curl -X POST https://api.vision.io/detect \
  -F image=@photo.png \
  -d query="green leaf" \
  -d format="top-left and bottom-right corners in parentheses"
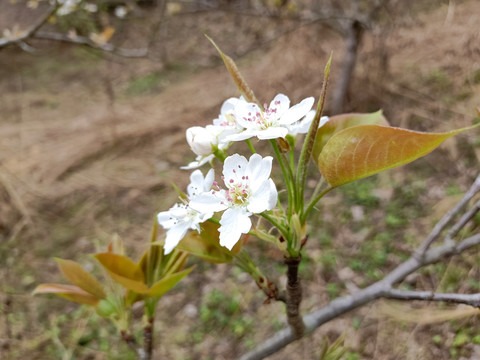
top-left (147, 266), bottom-right (194, 298)
top-left (33, 284), bottom-right (100, 306)
top-left (312, 111), bottom-right (389, 162)
top-left (206, 35), bottom-right (260, 105)
top-left (318, 124), bottom-right (477, 187)
top-left (175, 221), bottom-right (236, 264)
top-left (55, 258), bottom-right (106, 300)
top-left (94, 253), bottom-right (148, 294)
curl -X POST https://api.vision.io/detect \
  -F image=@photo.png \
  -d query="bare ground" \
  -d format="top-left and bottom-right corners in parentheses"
top-left (1, 1), bottom-right (480, 359)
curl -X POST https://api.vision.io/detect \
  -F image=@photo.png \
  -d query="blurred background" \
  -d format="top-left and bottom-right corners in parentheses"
top-left (1, 0), bottom-right (480, 359)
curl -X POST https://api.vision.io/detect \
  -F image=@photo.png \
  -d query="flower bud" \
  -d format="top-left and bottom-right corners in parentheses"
top-left (277, 137), bottom-right (291, 153)
top-left (186, 126), bottom-right (216, 156)
top-left (96, 299), bottom-right (117, 318)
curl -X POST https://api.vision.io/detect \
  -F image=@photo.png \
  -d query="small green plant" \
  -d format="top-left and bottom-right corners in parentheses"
top-left (198, 289), bottom-right (253, 338)
top-left (318, 334), bottom-right (348, 360)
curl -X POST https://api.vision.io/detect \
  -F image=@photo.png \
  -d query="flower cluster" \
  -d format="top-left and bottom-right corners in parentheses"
top-left (190, 154), bottom-right (277, 250)
top-left (182, 94), bottom-right (327, 169)
top-left (158, 93), bottom-right (328, 254)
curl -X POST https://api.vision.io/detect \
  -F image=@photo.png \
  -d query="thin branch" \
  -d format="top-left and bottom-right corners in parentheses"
top-left (121, 330), bottom-right (147, 360)
top-left (32, 31), bottom-right (148, 57)
top-left (143, 317), bottom-right (154, 360)
top-left (0, 2), bottom-right (59, 48)
top-left (0, 2), bottom-right (148, 57)
top-left (383, 289), bottom-right (480, 307)
top-left (416, 173), bottom-right (480, 255)
top-left (445, 198), bottom-right (480, 244)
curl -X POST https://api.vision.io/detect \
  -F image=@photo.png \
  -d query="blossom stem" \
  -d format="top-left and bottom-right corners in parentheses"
top-left (260, 212), bottom-right (288, 238)
top-left (213, 148), bottom-right (227, 162)
top-left (289, 150), bottom-right (295, 175)
top-left (270, 139), bottom-right (295, 218)
top-left (301, 185), bottom-right (334, 223)
top-left (245, 139), bottom-right (257, 154)
top-left (310, 177), bottom-right (325, 201)
top-left (207, 218), bottom-right (220, 225)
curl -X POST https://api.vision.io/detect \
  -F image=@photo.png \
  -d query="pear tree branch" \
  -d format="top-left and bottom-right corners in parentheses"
top-left (239, 174), bottom-right (480, 360)
top-left (0, 1), bottom-right (149, 58)
top-left (32, 31), bottom-right (148, 57)
top-left (0, 2), bottom-right (59, 48)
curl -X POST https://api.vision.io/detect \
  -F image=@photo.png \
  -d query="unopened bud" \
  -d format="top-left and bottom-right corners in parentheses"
top-left (96, 299), bottom-right (116, 318)
top-left (277, 137), bottom-right (291, 153)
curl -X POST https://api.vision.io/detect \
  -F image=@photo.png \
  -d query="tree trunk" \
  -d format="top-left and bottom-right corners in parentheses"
top-left (331, 20), bottom-right (364, 114)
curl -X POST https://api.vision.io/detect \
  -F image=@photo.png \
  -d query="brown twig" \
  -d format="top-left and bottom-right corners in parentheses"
top-left (284, 256), bottom-right (305, 339)
top-left (32, 31), bottom-right (148, 58)
top-left (0, 2), bottom-right (59, 48)
top-left (417, 173), bottom-right (480, 255)
top-left (143, 317), bottom-right (154, 360)
top-left (383, 289), bottom-right (480, 307)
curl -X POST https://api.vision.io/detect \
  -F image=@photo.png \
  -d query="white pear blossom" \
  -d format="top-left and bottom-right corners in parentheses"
top-left (190, 154), bottom-right (277, 250)
top-left (182, 97), bottom-right (246, 170)
top-left (181, 125), bottom-right (225, 170)
top-left (57, 0), bottom-right (81, 15)
top-left (114, 6), bottom-right (128, 18)
top-left (212, 97), bottom-right (246, 132)
top-left (157, 169), bottom-right (215, 254)
top-left (226, 94), bottom-right (314, 141)
top-left (84, 3), bottom-right (98, 13)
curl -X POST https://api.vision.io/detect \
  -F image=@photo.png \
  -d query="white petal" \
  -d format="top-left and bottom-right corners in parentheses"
top-left (186, 126), bottom-right (216, 156)
top-left (235, 102), bottom-right (262, 129)
top-left (247, 180), bottom-right (274, 213)
top-left (224, 129), bottom-right (256, 142)
top-left (222, 154), bottom-right (248, 185)
top-left (157, 210), bottom-right (176, 229)
top-left (255, 127), bottom-right (288, 140)
top-left (203, 168), bottom-right (215, 192)
top-left (218, 208), bottom-right (252, 250)
top-left (245, 154), bottom-right (272, 187)
top-left (220, 97), bottom-right (239, 115)
top-left (189, 192), bottom-right (227, 213)
top-left (319, 115), bottom-right (329, 128)
top-left (279, 97), bottom-right (314, 125)
top-left (187, 170), bottom-right (205, 197)
top-left (288, 110), bottom-right (315, 135)
top-left (164, 222), bottom-right (190, 254)
top-left (205, 124), bottom-right (225, 137)
top-left (269, 94), bottom-right (290, 117)
top-left (180, 154), bottom-right (214, 170)
top-left (267, 178), bottom-right (278, 210)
